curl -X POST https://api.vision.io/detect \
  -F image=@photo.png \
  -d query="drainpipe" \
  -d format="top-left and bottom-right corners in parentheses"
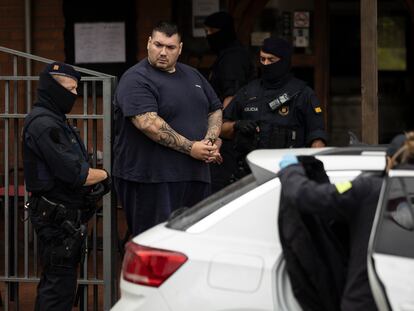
top-left (25, 0), bottom-right (31, 111)
top-left (23, 0), bottom-right (32, 278)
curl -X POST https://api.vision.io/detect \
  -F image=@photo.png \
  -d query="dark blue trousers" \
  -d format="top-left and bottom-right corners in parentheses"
top-left (210, 139), bottom-right (237, 193)
top-left (114, 178), bottom-right (210, 236)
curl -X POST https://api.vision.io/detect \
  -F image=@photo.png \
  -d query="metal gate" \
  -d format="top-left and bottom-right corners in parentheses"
top-left (0, 46), bottom-right (118, 310)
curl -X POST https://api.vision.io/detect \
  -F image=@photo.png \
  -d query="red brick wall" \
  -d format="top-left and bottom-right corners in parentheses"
top-left (0, 0), bottom-right (25, 50)
top-left (1, 0), bottom-right (174, 72)
top-left (0, 0), bottom-right (173, 178)
top-left (0, 0), bottom-right (65, 75)
top-left (32, 0), bottom-right (65, 74)
top-left (0, 0), bottom-right (25, 75)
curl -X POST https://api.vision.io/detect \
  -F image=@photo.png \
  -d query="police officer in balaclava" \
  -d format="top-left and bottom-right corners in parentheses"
top-left (260, 36), bottom-right (294, 88)
top-left (221, 37), bottom-right (328, 180)
top-left (23, 62), bottom-right (111, 311)
top-left (204, 11), bottom-right (254, 193)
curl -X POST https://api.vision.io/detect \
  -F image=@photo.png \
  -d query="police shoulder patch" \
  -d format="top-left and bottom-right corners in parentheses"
top-left (335, 181), bottom-right (352, 194)
top-left (314, 106), bottom-right (322, 113)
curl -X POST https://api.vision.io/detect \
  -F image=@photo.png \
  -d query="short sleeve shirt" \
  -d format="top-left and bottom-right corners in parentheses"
top-left (113, 59), bottom-right (222, 183)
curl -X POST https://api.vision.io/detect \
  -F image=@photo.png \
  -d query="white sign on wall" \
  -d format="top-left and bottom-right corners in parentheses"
top-left (74, 22), bottom-right (126, 64)
top-left (192, 0), bottom-right (219, 37)
top-left (293, 28), bottom-right (309, 47)
top-left (293, 11), bottom-right (310, 28)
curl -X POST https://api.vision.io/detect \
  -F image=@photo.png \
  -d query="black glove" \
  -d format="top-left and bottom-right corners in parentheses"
top-left (84, 170), bottom-right (112, 203)
top-left (297, 156), bottom-right (330, 184)
top-left (234, 120), bottom-right (258, 134)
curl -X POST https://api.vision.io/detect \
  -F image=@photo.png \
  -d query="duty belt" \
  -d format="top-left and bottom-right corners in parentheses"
top-left (35, 195), bottom-right (80, 224)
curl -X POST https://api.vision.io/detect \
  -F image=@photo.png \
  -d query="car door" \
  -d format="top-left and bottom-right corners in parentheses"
top-left (368, 169), bottom-right (414, 311)
top-left (274, 169), bottom-right (365, 311)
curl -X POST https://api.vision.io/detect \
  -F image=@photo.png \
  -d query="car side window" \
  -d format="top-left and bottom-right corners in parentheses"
top-left (167, 174), bottom-right (258, 231)
top-left (374, 175), bottom-right (414, 258)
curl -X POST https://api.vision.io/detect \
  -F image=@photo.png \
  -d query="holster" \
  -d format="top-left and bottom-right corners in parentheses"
top-left (26, 196), bottom-right (88, 269)
top-left (49, 223), bottom-right (88, 269)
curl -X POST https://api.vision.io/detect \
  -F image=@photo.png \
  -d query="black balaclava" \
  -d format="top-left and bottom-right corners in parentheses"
top-left (204, 11), bottom-right (237, 54)
top-left (35, 62), bottom-right (81, 115)
top-left (260, 37), bottom-right (293, 88)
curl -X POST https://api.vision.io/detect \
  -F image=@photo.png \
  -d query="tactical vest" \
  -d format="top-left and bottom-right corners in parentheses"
top-left (23, 106), bottom-right (88, 194)
top-left (239, 78), bottom-right (307, 149)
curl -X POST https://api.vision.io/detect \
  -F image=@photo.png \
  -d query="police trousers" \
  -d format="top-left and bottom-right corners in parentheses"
top-left (34, 265), bottom-right (77, 311)
top-left (27, 196), bottom-right (87, 311)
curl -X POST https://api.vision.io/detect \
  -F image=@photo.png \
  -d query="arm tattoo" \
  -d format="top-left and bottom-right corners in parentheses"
top-left (132, 112), bottom-right (193, 155)
top-left (159, 122), bottom-right (193, 154)
top-left (205, 109), bottom-right (223, 142)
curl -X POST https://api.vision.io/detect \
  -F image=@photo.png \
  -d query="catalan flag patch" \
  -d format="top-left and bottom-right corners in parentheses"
top-left (335, 181), bottom-right (352, 194)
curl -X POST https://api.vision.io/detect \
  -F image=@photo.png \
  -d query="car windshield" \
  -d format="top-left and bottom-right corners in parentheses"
top-left (166, 174), bottom-right (258, 231)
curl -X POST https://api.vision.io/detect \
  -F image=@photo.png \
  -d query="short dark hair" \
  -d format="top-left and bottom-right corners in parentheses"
top-left (152, 21), bottom-right (181, 40)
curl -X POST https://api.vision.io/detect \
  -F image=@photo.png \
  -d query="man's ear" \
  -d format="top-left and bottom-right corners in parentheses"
top-left (147, 36), bottom-right (152, 50)
top-left (178, 42), bottom-right (183, 55)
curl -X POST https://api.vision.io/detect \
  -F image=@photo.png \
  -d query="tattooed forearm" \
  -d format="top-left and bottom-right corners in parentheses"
top-left (204, 109), bottom-right (223, 142)
top-left (158, 122), bottom-right (194, 154)
top-left (131, 112), bottom-right (193, 154)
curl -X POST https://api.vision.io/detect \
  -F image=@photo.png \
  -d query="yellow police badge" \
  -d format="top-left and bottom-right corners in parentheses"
top-left (279, 105), bottom-right (289, 116)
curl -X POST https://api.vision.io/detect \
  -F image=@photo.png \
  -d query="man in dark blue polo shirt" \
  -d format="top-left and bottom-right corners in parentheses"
top-left (113, 21), bottom-right (223, 236)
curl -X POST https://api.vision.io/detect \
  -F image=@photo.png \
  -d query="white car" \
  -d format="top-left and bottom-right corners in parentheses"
top-left (112, 147), bottom-right (414, 311)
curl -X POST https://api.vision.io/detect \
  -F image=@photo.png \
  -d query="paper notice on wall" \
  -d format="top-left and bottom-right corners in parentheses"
top-left (293, 28), bottom-right (309, 47)
top-left (74, 22), bottom-right (126, 64)
top-left (192, 0), bottom-right (219, 37)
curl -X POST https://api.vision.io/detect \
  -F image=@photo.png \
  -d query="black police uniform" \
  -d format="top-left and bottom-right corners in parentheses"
top-left (225, 75), bottom-right (327, 149)
top-left (278, 164), bottom-right (381, 311)
top-left (23, 65), bottom-right (91, 311)
top-left (224, 74), bottom-right (327, 179)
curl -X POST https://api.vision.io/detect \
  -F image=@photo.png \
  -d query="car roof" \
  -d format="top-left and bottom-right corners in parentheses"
top-left (246, 147), bottom-right (387, 184)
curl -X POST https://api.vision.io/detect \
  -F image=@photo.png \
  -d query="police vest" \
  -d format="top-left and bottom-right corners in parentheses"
top-left (240, 78), bottom-right (307, 148)
top-left (23, 106), bottom-right (88, 194)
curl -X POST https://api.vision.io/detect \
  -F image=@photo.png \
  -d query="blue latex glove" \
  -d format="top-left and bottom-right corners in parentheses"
top-left (279, 154), bottom-right (299, 169)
